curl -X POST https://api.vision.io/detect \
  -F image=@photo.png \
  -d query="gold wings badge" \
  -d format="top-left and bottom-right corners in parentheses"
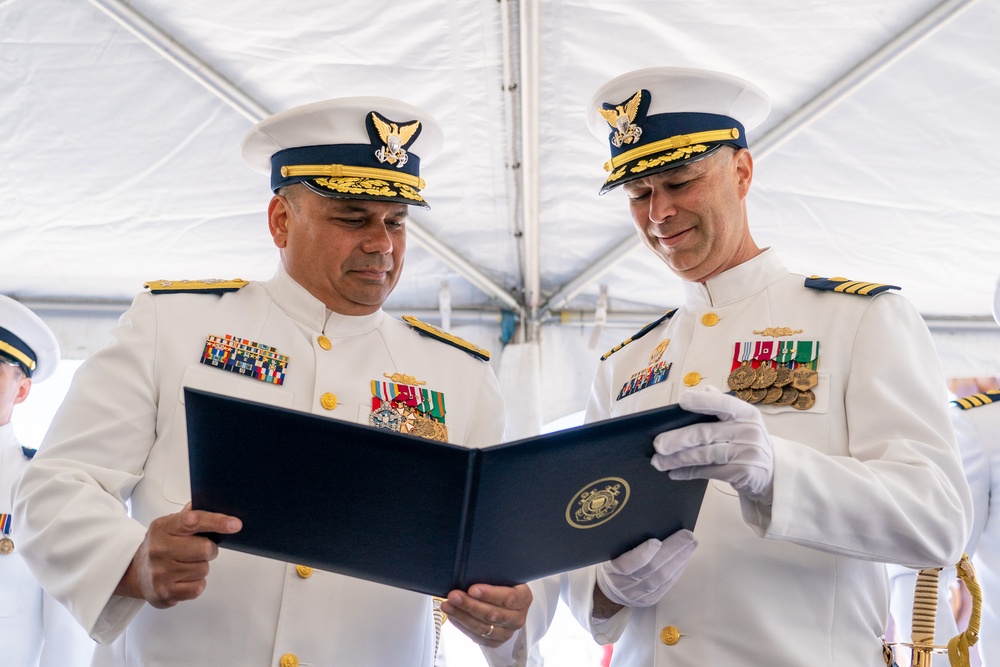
top-left (371, 112), bottom-right (421, 167)
top-left (598, 90), bottom-right (644, 148)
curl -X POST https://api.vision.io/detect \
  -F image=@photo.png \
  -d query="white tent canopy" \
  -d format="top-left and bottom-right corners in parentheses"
top-left (4, 0), bottom-right (1000, 433)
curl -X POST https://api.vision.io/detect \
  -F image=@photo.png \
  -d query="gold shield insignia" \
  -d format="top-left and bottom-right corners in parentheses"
top-left (565, 477), bottom-right (631, 529)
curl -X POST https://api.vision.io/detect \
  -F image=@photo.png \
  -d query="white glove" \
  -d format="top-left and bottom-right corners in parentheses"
top-left (652, 386), bottom-right (775, 503)
top-left (596, 530), bottom-right (697, 608)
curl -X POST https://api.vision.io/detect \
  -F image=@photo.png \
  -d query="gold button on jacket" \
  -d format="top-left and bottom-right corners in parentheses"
top-left (279, 654), bottom-right (299, 667)
top-left (683, 371), bottom-right (701, 386)
top-left (317, 335), bottom-right (332, 350)
top-left (320, 392), bottom-right (338, 410)
top-left (660, 625), bottom-right (681, 645)
top-left (295, 565), bottom-right (313, 578)
top-left (700, 312), bottom-right (719, 326)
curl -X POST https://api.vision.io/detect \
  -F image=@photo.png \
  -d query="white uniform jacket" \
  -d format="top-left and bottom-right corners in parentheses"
top-left (557, 249), bottom-right (972, 666)
top-left (1, 424), bottom-right (95, 667)
top-left (12, 266), bottom-right (506, 667)
top-left (951, 396), bottom-right (1000, 665)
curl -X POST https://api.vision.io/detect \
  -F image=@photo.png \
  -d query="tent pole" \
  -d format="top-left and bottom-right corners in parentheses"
top-left (86, 0), bottom-right (271, 122)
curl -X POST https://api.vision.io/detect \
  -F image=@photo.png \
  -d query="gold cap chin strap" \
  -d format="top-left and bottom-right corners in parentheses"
top-left (281, 164), bottom-right (425, 190)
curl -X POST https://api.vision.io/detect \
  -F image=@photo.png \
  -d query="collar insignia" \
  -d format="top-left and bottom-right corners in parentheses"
top-left (598, 89), bottom-right (649, 148)
top-left (368, 111), bottom-right (422, 168)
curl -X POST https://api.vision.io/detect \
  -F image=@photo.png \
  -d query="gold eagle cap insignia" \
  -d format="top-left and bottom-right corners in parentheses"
top-left (598, 90), bottom-right (644, 147)
top-left (371, 112), bottom-right (421, 168)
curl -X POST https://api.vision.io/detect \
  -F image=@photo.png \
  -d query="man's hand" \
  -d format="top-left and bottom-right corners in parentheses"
top-left (440, 583), bottom-right (532, 648)
top-left (115, 503), bottom-right (242, 608)
top-left (594, 530), bottom-right (697, 615)
top-left (652, 386), bottom-right (775, 503)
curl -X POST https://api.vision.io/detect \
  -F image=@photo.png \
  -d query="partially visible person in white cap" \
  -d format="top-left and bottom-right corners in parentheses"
top-left (514, 67), bottom-right (972, 666)
top-left (913, 277), bottom-right (1000, 667)
top-left (0, 295), bottom-right (95, 666)
top-left (12, 97), bottom-right (530, 666)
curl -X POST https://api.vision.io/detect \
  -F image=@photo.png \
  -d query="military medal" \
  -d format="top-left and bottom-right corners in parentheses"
top-left (792, 389), bottom-right (816, 411)
top-left (791, 368), bottom-right (818, 391)
top-left (762, 385), bottom-right (783, 404)
top-left (0, 513), bottom-right (12, 555)
top-left (727, 342), bottom-right (756, 391)
top-left (730, 335), bottom-right (820, 410)
top-left (370, 374), bottom-right (448, 442)
top-left (649, 338), bottom-right (671, 364)
top-left (775, 386), bottom-right (799, 406)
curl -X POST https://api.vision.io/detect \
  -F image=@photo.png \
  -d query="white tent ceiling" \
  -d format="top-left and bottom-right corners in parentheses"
top-left (4, 0), bottom-right (1000, 425)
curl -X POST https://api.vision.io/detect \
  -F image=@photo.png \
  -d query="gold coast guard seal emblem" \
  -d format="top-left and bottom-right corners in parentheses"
top-left (566, 477), bottom-right (630, 529)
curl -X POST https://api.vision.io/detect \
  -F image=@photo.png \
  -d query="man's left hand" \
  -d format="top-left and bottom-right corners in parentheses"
top-left (652, 386), bottom-right (775, 503)
top-left (441, 583), bottom-right (532, 648)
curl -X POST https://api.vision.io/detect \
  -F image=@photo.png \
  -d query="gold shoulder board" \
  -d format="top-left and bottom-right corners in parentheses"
top-left (601, 309), bottom-right (676, 361)
top-left (144, 279), bottom-right (250, 295)
top-left (803, 276), bottom-right (900, 296)
top-left (952, 389), bottom-right (1000, 410)
top-left (402, 315), bottom-right (490, 362)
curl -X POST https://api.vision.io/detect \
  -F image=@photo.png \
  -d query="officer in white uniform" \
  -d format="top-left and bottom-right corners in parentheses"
top-left (0, 295), bottom-right (95, 666)
top-left (518, 68), bottom-right (973, 666)
top-left (887, 277), bottom-right (1000, 667)
top-left (946, 279), bottom-right (1000, 666)
top-left (12, 98), bottom-right (530, 667)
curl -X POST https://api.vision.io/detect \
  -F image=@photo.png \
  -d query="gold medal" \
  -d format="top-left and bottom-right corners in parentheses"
top-left (748, 388), bottom-right (767, 404)
top-left (792, 389), bottom-right (816, 411)
top-left (751, 364), bottom-right (777, 389)
top-left (0, 536), bottom-right (13, 555)
top-left (736, 388), bottom-right (754, 402)
top-left (773, 366), bottom-right (793, 387)
top-left (775, 386), bottom-right (799, 406)
top-left (762, 386), bottom-right (783, 404)
top-left (790, 367), bottom-right (818, 391)
top-left (727, 364), bottom-right (756, 391)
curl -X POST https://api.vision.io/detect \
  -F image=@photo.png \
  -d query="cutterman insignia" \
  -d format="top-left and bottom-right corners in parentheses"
top-left (804, 276), bottom-right (900, 296)
top-left (145, 279), bottom-right (249, 295)
top-left (951, 389), bottom-right (1000, 410)
top-left (601, 310), bottom-right (676, 361)
top-left (752, 327), bottom-right (804, 338)
top-left (402, 315), bottom-right (490, 361)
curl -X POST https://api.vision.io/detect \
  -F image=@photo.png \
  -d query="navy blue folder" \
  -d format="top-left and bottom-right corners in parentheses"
top-left (185, 387), bottom-right (711, 597)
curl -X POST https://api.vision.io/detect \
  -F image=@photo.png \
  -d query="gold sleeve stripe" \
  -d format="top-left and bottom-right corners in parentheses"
top-left (604, 128), bottom-right (740, 172)
top-left (281, 164), bottom-right (425, 190)
top-left (952, 390), bottom-right (1000, 410)
top-left (600, 309), bottom-right (676, 361)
